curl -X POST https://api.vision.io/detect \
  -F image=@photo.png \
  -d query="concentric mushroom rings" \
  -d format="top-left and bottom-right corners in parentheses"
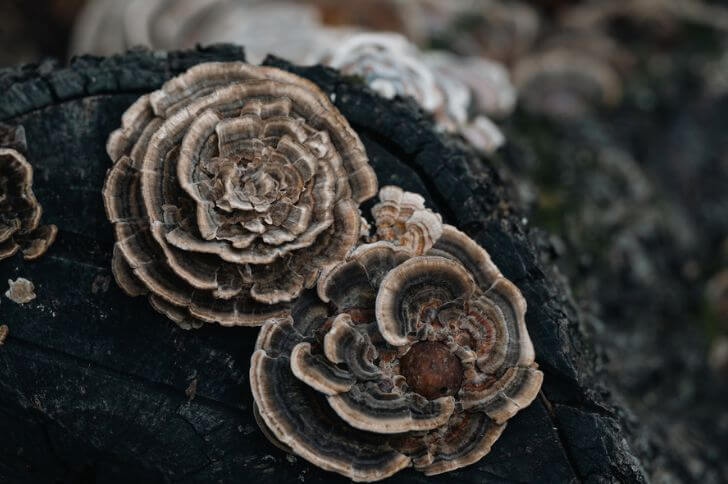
top-left (103, 62), bottom-right (377, 328)
top-left (102, 62), bottom-right (542, 481)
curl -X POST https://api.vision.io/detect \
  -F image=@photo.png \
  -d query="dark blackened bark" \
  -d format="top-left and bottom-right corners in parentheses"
top-left (0, 45), bottom-right (646, 483)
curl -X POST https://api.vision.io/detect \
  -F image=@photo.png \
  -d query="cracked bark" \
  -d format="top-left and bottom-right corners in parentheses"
top-left (0, 45), bottom-right (648, 483)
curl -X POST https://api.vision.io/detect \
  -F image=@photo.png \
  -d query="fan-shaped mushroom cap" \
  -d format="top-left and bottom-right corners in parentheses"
top-left (0, 124), bottom-right (57, 261)
top-left (252, 210), bottom-right (542, 481)
top-left (369, 185), bottom-right (442, 255)
top-left (375, 256), bottom-right (475, 346)
top-left (103, 62), bottom-right (377, 328)
top-left (251, 292), bottom-right (413, 482)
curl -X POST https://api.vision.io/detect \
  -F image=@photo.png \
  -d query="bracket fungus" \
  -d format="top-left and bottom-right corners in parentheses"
top-left (0, 123), bottom-right (57, 261)
top-left (251, 188), bottom-right (543, 481)
top-left (368, 185), bottom-right (443, 255)
top-left (103, 62), bottom-right (377, 328)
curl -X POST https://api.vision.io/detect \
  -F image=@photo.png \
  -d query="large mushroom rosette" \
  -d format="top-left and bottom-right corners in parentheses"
top-left (251, 188), bottom-right (543, 481)
top-left (103, 62), bottom-right (377, 328)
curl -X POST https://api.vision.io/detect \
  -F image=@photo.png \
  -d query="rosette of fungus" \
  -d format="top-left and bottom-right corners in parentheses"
top-left (251, 214), bottom-right (543, 480)
top-left (0, 123), bottom-right (57, 261)
top-left (366, 185), bottom-right (443, 255)
top-left (102, 62), bottom-right (377, 328)
top-left (322, 32), bottom-right (507, 153)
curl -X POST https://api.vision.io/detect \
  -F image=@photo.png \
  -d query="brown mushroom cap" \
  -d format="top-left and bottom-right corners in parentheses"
top-left (375, 256), bottom-right (475, 346)
top-left (251, 292), bottom-right (412, 482)
top-left (103, 62), bottom-right (377, 327)
top-left (369, 185), bottom-right (442, 255)
top-left (426, 225), bottom-right (542, 422)
top-left (252, 203), bottom-right (542, 481)
top-left (0, 123), bottom-right (57, 261)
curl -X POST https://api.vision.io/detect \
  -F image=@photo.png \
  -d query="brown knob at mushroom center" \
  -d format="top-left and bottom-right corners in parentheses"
top-left (399, 341), bottom-right (463, 400)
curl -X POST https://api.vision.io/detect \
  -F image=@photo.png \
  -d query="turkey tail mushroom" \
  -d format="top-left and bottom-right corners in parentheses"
top-left (252, 188), bottom-right (542, 481)
top-left (370, 185), bottom-right (442, 255)
top-left (102, 62), bottom-right (377, 328)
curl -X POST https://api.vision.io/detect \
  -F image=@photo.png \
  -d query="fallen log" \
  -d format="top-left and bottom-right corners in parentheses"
top-left (0, 45), bottom-right (646, 483)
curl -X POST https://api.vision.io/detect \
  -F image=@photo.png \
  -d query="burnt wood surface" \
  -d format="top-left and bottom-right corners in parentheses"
top-left (0, 45), bottom-right (647, 483)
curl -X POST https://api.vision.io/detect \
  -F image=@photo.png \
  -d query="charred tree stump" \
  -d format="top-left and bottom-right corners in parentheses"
top-left (0, 45), bottom-right (647, 483)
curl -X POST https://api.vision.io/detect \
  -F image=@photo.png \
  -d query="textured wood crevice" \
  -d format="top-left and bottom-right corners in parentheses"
top-left (0, 45), bottom-right (647, 483)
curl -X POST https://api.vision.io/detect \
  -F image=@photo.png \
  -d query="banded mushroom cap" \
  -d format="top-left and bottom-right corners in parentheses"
top-left (321, 32), bottom-right (507, 153)
top-left (0, 123), bottom-right (57, 261)
top-left (368, 185), bottom-right (443, 255)
top-left (252, 224), bottom-right (542, 481)
top-left (103, 62), bottom-right (377, 328)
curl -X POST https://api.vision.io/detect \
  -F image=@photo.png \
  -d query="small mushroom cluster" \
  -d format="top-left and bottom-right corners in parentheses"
top-left (251, 186), bottom-right (543, 481)
top-left (103, 62), bottom-right (377, 328)
top-left (0, 123), bottom-right (57, 261)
